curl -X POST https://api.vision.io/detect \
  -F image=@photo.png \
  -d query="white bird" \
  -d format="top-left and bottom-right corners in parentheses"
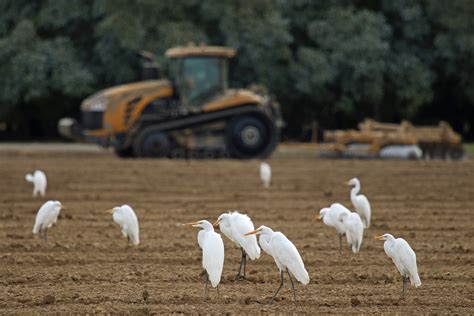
top-left (25, 170), bottom-right (47, 197)
top-left (260, 162), bottom-right (271, 188)
top-left (33, 200), bottom-right (64, 242)
top-left (340, 211), bottom-right (364, 253)
top-left (375, 233), bottom-right (421, 297)
top-left (245, 225), bottom-right (309, 303)
top-left (347, 177), bottom-right (371, 228)
top-left (184, 220), bottom-right (225, 298)
top-left (318, 203), bottom-right (351, 254)
top-left (214, 211), bottom-right (260, 279)
top-left (106, 205), bottom-right (140, 245)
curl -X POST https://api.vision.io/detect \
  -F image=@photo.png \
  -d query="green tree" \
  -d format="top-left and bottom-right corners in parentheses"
top-left (290, 7), bottom-right (391, 129)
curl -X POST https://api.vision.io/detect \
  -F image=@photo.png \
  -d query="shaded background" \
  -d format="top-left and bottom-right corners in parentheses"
top-left (0, 0), bottom-right (472, 141)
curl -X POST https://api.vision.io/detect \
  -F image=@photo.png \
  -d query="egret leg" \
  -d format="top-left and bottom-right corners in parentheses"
top-left (236, 249), bottom-right (246, 279)
top-left (401, 276), bottom-right (407, 298)
top-left (243, 251), bottom-right (247, 278)
top-left (269, 270), bottom-right (284, 305)
top-left (216, 285), bottom-right (220, 299)
top-left (204, 273), bottom-right (209, 299)
top-left (43, 229), bottom-right (48, 243)
top-left (286, 268), bottom-right (296, 302)
top-left (339, 234), bottom-right (342, 255)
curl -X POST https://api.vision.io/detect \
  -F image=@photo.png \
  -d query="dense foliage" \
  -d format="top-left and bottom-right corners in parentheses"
top-left (0, 0), bottom-right (472, 140)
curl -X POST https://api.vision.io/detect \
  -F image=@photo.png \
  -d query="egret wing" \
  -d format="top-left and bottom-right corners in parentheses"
top-left (33, 205), bottom-right (49, 233)
top-left (342, 213), bottom-right (363, 253)
top-left (395, 238), bottom-right (421, 286)
top-left (123, 207), bottom-right (139, 245)
top-left (203, 231), bottom-right (224, 287)
top-left (271, 232), bottom-right (309, 284)
top-left (33, 201), bottom-right (57, 233)
top-left (113, 206), bottom-right (139, 245)
top-left (232, 214), bottom-right (260, 259)
top-left (327, 203), bottom-right (350, 235)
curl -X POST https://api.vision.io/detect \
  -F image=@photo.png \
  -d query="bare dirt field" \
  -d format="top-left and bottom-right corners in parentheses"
top-left (0, 145), bottom-right (473, 313)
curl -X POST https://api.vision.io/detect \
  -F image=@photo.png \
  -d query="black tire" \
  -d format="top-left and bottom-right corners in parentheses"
top-left (133, 126), bottom-right (170, 157)
top-left (114, 146), bottom-right (134, 158)
top-left (449, 145), bottom-right (465, 160)
top-left (225, 115), bottom-right (277, 159)
top-left (170, 148), bottom-right (186, 159)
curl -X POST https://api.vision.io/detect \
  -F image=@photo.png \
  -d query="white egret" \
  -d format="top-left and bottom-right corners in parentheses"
top-left (184, 220), bottom-right (225, 298)
top-left (375, 234), bottom-right (421, 297)
top-left (318, 203), bottom-right (351, 254)
top-left (260, 162), bottom-right (271, 188)
top-left (214, 211), bottom-right (260, 278)
top-left (340, 212), bottom-right (364, 253)
top-left (25, 170), bottom-right (47, 197)
top-left (347, 177), bottom-right (371, 228)
top-left (245, 225), bottom-right (309, 304)
top-left (33, 200), bottom-right (64, 242)
top-left (106, 205), bottom-right (140, 245)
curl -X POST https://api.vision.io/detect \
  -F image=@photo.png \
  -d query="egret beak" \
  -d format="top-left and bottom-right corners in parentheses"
top-left (183, 221), bottom-right (200, 227)
top-left (213, 219), bottom-right (221, 227)
top-left (316, 215), bottom-right (322, 221)
top-left (60, 205), bottom-right (67, 211)
top-left (105, 209), bottom-right (114, 214)
top-left (345, 181), bottom-right (351, 185)
top-left (374, 235), bottom-right (384, 240)
top-left (244, 229), bottom-right (260, 236)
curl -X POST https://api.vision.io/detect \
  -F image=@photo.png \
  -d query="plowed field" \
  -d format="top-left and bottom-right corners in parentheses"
top-left (0, 146), bottom-right (472, 313)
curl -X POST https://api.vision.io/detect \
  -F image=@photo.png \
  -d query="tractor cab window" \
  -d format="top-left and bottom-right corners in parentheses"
top-left (181, 57), bottom-right (227, 108)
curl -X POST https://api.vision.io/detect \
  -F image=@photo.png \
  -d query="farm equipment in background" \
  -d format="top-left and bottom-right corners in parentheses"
top-left (59, 44), bottom-right (283, 159)
top-left (321, 118), bottom-right (465, 160)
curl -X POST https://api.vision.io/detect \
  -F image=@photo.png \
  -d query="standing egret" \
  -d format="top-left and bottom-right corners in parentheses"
top-left (245, 225), bottom-right (309, 304)
top-left (184, 220), bottom-right (224, 298)
top-left (347, 177), bottom-right (371, 228)
top-left (214, 211), bottom-right (260, 279)
top-left (340, 211), bottom-right (364, 253)
top-left (25, 170), bottom-right (47, 197)
top-left (318, 203), bottom-right (351, 254)
top-left (106, 205), bottom-right (140, 245)
top-left (260, 162), bottom-right (271, 188)
top-left (375, 234), bottom-right (421, 297)
top-left (33, 200), bottom-right (64, 242)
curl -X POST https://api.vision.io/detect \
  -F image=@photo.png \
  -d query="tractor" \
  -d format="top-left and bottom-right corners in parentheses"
top-left (59, 44), bottom-right (283, 158)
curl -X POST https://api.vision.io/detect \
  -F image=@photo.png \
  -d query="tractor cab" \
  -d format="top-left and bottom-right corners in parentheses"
top-left (165, 45), bottom-right (235, 111)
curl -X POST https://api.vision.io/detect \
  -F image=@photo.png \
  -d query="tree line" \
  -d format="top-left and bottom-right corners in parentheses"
top-left (0, 0), bottom-right (473, 140)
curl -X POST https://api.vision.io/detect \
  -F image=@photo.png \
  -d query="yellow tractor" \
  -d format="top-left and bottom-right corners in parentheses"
top-left (59, 44), bottom-right (283, 158)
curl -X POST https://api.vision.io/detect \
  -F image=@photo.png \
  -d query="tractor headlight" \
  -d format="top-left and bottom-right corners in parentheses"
top-left (90, 99), bottom-right (108, 112)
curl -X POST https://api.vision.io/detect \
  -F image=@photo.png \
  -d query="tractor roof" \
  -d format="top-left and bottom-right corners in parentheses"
top-left (165, 44), bottom-right (236, 58)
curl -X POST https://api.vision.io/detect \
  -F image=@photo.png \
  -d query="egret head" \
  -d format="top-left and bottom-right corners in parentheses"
top-left (183, 220), bottom-right (213, 231)
top-left (374, 233), bottom-right (394, 241)
top-left (213, 213), bottom-right (231, 227)
top-left (346, 177), bottom-right (359, 186)
top-left (53, 200), bottom-right (65, 211)
top-left (244, 225), bottom-right (273, 237)
top-left (106, 206), bottom-right (121, 214)
top-left (318, 208), bottom-right (329, 221)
